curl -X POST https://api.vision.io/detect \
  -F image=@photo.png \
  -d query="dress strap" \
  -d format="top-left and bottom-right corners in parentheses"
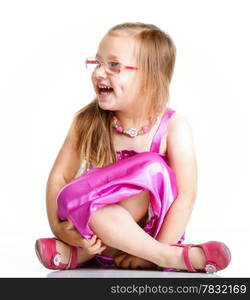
top-left (150, 107), bottom-right (176, 153)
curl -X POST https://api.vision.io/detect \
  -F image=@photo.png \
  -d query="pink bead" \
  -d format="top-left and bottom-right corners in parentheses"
top-left (142, 126), bottom-right (150, 133)
top-left (116, 125), bottom-right (123, 133)
top-left (151, 117), bottom-right (157, 124)
top-left (112, 116), bottom-right (118, 122)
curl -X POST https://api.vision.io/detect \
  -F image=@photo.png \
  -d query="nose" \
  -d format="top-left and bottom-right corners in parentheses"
top-left (93, 63), bottom-right (108, 78)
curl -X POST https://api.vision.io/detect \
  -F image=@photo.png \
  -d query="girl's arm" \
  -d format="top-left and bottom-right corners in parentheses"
top-left (46, 129), bottom-right (107, 253)
top-left (156, 113), bottom-right (198, 244)
top-left (46, 176), bottom-right (67, 235)
top-left (46, 128), bottom-right (82, 235)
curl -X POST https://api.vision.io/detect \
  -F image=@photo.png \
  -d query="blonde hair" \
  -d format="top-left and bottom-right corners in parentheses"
top-left (70, 22), bottom-right (176, 175)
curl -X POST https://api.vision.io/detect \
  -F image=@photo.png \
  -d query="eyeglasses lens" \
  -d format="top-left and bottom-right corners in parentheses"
top-left (107, 62), bottom-right (120, 73)
top-left (86, 59), bottom-right (120, 74)
top-left (86, 59), bottom-right (98, 70)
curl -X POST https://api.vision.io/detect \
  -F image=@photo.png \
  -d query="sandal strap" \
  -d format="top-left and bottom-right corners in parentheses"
top-left (172, 243), bottom-right (197, 272)
top-left (66, 246), bottom-right (78, 269)
top-left (182, 244), bottom-right (197, 272)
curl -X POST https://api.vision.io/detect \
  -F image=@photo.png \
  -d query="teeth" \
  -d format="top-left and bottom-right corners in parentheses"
top-left (98, 85), bottom-right (112, 90)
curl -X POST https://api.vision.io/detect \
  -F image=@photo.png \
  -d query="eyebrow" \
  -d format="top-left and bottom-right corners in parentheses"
top-left (96, 54), bottom-right (120, 60)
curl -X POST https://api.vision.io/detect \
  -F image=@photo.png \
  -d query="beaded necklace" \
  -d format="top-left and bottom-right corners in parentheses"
top-left (111, 115), bottom-right (158, 138)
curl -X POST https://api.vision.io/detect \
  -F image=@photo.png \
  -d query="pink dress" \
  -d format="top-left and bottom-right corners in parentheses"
top-left (56, 107), bottom-right (184, 270)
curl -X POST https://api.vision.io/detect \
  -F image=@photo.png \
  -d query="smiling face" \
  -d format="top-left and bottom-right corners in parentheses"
top-left (91, 34), bottom-right (143, 112)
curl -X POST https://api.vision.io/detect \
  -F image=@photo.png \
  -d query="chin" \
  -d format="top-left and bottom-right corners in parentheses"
top-left (97, 100), bottom-right (115, 111)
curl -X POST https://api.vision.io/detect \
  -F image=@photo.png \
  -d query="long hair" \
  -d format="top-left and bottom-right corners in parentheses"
top-left (71, 22), bottom-right (176, 176)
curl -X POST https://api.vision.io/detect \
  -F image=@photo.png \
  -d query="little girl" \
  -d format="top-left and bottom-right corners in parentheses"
top-left (35, 22), bottom-right (231, 273)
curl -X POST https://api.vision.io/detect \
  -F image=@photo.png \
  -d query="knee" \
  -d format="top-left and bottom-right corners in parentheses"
top-left (89, 204), bottom-right (130, 227)
top-left (117, 191), bottom-right (150, 223)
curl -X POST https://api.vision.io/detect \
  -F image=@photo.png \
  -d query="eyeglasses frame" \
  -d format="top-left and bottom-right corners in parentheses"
top-left (85, 57), bottom-right (139, 74)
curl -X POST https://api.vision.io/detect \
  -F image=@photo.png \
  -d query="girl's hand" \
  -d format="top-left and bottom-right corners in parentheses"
top-left (114, 251), bottom-right (157, 270)
top-left (55, 219), bottom-right (107, 255)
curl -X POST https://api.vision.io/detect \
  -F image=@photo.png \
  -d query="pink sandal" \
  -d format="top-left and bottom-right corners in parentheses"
top-left (35, 238), bottom-right (78, 270)
top-left (172, 241), bottom-right (231, 273)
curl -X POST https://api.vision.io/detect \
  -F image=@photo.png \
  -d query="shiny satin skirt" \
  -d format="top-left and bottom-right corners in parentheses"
top-left (56, 151), bottom-right (183, 270)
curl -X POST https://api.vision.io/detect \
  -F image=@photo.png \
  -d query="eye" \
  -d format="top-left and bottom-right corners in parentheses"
top-left (108, 61), bottom-right (120, 70)
top-left (110, 62), bottom-right (119, 67)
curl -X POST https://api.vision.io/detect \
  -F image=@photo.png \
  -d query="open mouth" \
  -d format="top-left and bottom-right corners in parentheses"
top-left (97, 84), bottom-right (114, 96)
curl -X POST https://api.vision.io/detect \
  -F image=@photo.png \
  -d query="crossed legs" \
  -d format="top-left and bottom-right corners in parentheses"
top-left (99, 190), bottom-right (150, 258)
top-left (57, 190), bottom-right (155, 266)
top-left (87, 190), bottom-right (206, 270)
top-left (88, 190), bottom-right (179, 268)
top-left (57, 189), bottom-right (205, 270)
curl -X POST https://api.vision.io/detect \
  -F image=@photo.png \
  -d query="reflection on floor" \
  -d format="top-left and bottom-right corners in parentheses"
top-left (46, 267), bottom-right (220, 278)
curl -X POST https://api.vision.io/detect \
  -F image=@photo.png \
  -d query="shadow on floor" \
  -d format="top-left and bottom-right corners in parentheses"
top-left (46, 266), bottom-right (220, 278)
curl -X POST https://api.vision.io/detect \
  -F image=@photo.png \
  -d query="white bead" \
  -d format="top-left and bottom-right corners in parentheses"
top-left (127, 128), bottom-right (137, 137)
top-left (53, 254), bottom-right (61, 266)
top-left (205, 264), bottom-right (217, 273)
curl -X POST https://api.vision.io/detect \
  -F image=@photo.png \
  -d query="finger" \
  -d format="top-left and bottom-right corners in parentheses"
top-left (93, 238), bottom-right (105, 248)
top-left (81, 237), bottom-right (93, 248)
top-left (92, 237), bottom-right (105, 247)
top-left (95, 238), bottom-right (105, 246)
top-left (95, 238), bottom-right (107, 247)
top-left (90, 239), bottom-right (103, 252)
top-left (85, 239), bottom-right (107, 255)
top-left (97, 245), bottom-right (107, 255)
top-left (80, 237), bottom-right (100, 254)
top-left (89, 235), bottom-right (97, 246)
top-left (81, 235), bottom-right (96, 248)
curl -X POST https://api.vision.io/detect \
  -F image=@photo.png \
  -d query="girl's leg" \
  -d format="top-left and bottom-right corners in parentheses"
top-left (56, 190), bottom-right (150, 265)
top-left (88, 202), bottom-right (206, 270)
top-left (57, 190), bottom-right (205, 269)
top-left (100, 190), bottom-right (150, 258)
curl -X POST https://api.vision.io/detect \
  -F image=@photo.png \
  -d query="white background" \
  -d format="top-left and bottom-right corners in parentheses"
top-left (0, 0), bottom-right (249, 277)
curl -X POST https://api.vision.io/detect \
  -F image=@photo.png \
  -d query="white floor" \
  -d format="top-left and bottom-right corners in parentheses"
top-left (1, 229), bottom-right (249, 278)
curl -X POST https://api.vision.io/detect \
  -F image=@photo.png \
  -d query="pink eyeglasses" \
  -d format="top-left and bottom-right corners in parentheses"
top-left (85, 57), bottom-right (139, 75)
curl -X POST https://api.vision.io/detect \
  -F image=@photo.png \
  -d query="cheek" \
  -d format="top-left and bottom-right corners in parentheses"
top-left (91, 73), bottom-right (95, 84)
top-left (115, 77), bottom-right (136, 94)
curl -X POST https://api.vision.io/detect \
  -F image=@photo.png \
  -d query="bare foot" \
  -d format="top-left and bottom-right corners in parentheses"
top-left (55, 240), bottom-right (71, 264)
top-left (101, 246), bottom-right (121, 258)
top-left (169, 246), bottom-right (206, 271)
top-left (189, 247), bottom-right (206, 270)
top-left (55, 239), bottom-right (94, 265)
